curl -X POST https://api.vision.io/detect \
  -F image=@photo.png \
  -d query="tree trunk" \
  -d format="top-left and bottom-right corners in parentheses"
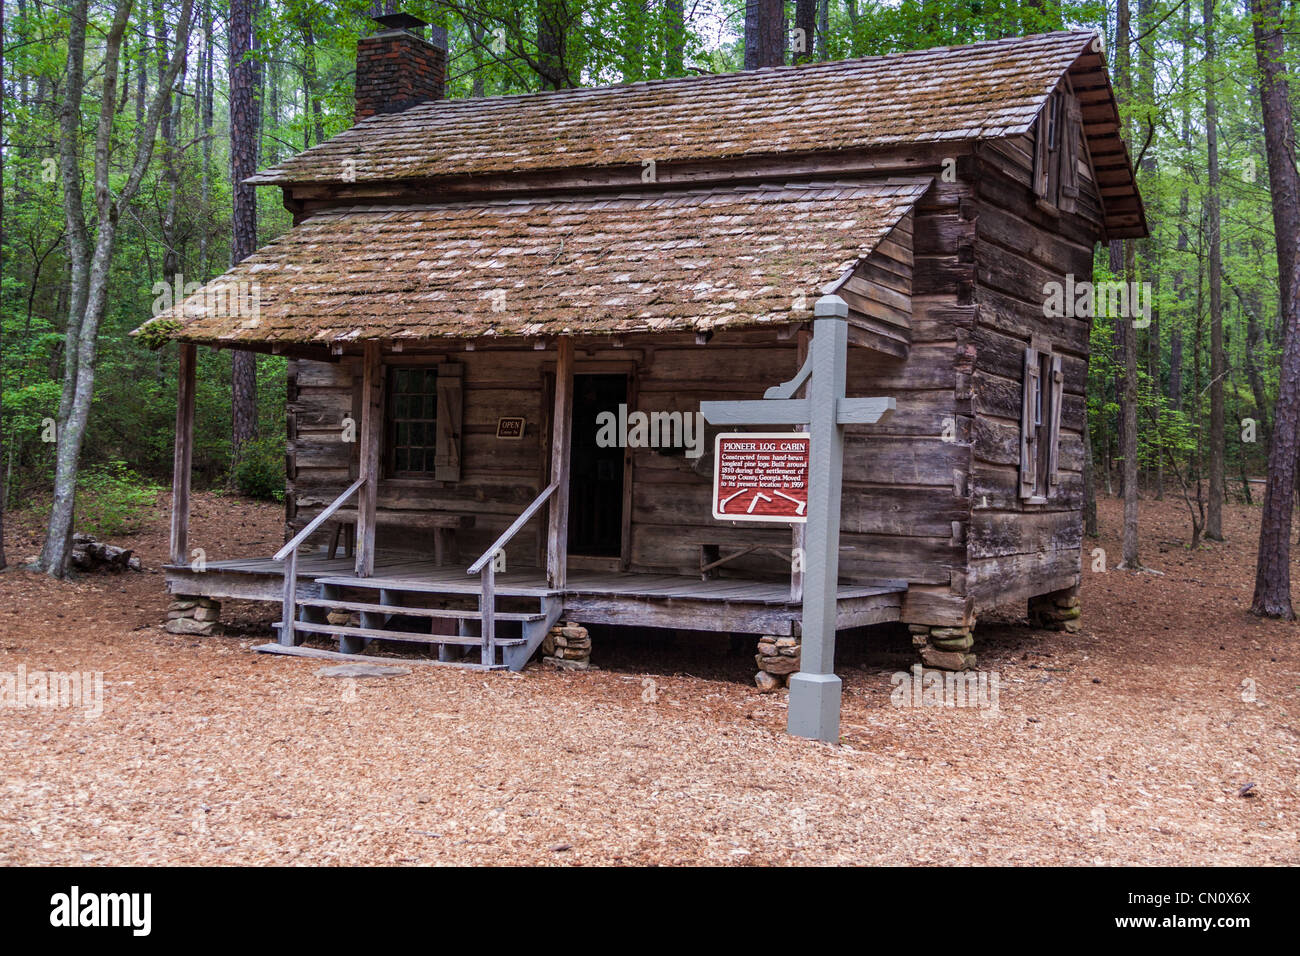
top-left (1250, 0), bottom-right (1300, 618)
top-left (1122, 238), bottom-right (1140, 568)
top-left (664, 0), bottom-right (685, 75)
top-left (794, 0), bottom-right (816, 64)
top-left (817, 0), bottom-right (828, 60)
top-left (537, 0), bottom-right (571, 89)
top-left (154, 0), bottom-right (184, 286)
top-left (1169, 327), bottom-right (1183, 411)
top-left (199, 0), bottom-right (213, 277)
top-left (1205, 0), bottom-right (1225, 539)
top-left (301, 19), bottom-right (324, 147)
top-left (1138, 0), bottom-right (1161, 500)
top-left (230, 0), bottom-right (258, 459)
top-left (41, 0), bottom-right (194, 576)
top-left (1229, 273), bottom-right (1271, 439)
top-left (744, 0), bottom-right (784, 69)
top-left (1110, 238), bottom-right (1125, 500)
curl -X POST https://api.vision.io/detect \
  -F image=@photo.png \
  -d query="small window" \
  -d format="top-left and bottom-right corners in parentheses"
top-left (386, 366), bottom-right (438, 477)
top-left (1033, 86), bottom-right (1080, 212)
top-left (1020, 347), bottom-right (1064, 501)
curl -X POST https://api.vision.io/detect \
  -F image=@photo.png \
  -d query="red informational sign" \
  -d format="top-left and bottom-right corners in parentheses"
top-left (712, 432), bottom-right (810, 523)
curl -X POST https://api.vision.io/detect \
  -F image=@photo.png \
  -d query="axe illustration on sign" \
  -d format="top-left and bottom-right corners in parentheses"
top-left (719, 488), bottom-right (748, 513)
top-left (773, 490), bottom-right (807, 516)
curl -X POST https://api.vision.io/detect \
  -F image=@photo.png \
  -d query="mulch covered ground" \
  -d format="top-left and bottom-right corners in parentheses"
top-left (0, 492), bottom-right (1296, 865)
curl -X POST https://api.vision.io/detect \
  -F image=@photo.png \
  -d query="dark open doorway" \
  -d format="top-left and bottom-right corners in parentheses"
top-left (569, 373), bottom-right (627, 558)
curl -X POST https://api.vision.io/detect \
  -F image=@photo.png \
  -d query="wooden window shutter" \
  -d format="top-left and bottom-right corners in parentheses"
top-left (1020, 347), bottom-right (1041, 499)
top-left (1058, 96), bottom-right (1082, 213)
top-left (1032, 107), bottom-right (1051, 199)
top-left (1034, 89), bottom-right (1065, 207)
top-left (434, 362), bottom-right (463, 481)
top-left (1046, 353), bottom-right (1064, 488)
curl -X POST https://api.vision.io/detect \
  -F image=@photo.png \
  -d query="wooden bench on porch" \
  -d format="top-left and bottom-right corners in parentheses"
top-left (321, 509), bottom-right (475, 566)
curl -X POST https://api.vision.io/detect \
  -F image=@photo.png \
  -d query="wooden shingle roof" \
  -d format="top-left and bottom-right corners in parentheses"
top-left (252, 29), bottom-right (1143, 236)
top-left (250, 31), bottom-right (1102, 173)
top-left (135, 179), bottom-right (930, 347)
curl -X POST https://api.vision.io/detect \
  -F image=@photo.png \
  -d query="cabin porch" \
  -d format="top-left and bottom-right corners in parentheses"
top-left (163, 551), bottom-right (907, 670)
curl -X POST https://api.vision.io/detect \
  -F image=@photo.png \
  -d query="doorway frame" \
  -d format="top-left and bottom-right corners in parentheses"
top-left (539, 357), bottom-right (636, 572)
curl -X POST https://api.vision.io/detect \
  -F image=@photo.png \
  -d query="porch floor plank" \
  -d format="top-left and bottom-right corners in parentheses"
top-left (169, 551), bottom-right (908, 610)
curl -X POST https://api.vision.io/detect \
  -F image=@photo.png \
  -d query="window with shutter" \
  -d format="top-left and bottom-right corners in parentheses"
top-left (1058, 97), bottom-right (1082, 214)
top-left (1046, 354), bottom-right (1065, 487)
top-left (1033, 87), bottom-right (1069, 211)
top-left (1020, 347), bottom-right (1041, 499)
top-left (434, 362), bottom-right (463, 482)
top-left (1021, 347), bottom-right (1065, 500)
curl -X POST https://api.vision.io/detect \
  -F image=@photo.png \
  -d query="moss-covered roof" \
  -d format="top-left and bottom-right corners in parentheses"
top-left (134, 179), bottom-right (929, 347)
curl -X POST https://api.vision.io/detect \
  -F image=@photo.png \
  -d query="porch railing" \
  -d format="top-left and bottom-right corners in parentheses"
top-left (273, 475), bottom-right (366, 646)
top-left (467, 480), bottom-right (559, 665)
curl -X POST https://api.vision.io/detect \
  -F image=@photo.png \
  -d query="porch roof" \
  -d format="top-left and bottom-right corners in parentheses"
top-left (133, 178), bottom-right (930, 348)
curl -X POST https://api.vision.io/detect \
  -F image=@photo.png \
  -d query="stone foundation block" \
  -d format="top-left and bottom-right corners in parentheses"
top-left (913, 624), bottom-right (977, 671)
top-left (1029, 588), bottom-right (1082, 632)
top-left (542, 621), bottom-right (591, 670)
top-left (754, 633), bottom-right (801, 688)
top-left (164, 596), bottom-right (222, 636)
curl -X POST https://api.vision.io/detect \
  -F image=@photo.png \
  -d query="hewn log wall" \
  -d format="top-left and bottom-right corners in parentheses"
top-left (967, 110), bottom-right (1106, 613)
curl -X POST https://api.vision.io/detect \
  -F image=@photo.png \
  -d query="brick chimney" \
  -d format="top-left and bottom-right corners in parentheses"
top-left (354, 13), bottom-right (447, 122)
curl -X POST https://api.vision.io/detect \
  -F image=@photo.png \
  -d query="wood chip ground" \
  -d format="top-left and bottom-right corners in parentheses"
top-left (1, 494), bottom-right (1296, 865)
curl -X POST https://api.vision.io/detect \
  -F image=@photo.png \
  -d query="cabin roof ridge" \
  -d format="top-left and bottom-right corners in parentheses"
top-left (247, 31), bottom-right (1107, 192)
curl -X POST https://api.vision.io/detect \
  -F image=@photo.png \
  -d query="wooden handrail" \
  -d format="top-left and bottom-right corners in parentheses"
top-left (467, 479), bottom-right (560, 666)
top-left (274, 476), bottom-right (366, 562)
top-left (273, 475), bottom-right (366, 647)
top-left (467, 480), bottom-right (559, 575)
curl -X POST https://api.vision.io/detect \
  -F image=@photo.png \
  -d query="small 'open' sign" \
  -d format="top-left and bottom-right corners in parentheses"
top-left (496, 416), bottom-right (526, 440)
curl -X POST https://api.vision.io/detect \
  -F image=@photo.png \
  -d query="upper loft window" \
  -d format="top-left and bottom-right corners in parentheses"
top-left (1033, 86), bottom-right (1082, 214)
top-left (386, 366), bottom-right (439, 477)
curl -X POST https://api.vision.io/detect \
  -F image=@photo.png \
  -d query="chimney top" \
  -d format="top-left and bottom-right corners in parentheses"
top-left (354, 12), bottom-right (448, 123)
top-left (371, 12), bottom-right (427, 32)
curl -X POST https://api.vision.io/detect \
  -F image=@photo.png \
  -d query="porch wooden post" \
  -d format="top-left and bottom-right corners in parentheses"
top-left (355, 342), bottom-right (382, 577)
top-left (546, 337), bottom-right (574, 589)
top-left (169, 343), bottom-right (196, 566)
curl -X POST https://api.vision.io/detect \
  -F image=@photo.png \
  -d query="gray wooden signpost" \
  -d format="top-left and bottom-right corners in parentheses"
top-left (701, 294), bottom-right (895, 742)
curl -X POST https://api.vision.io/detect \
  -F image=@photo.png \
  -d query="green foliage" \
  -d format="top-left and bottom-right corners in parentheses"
top-left (74, 462), bottom-right (160, 537)
top-left (233, 437), bottom-right (286, 502)
top-left (1, 0), bottom-right (1293, 534)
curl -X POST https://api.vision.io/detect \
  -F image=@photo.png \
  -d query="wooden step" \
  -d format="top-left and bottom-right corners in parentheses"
top-left (253, 643), bottom-right (503, 671)
top-left (314, 574), bottom-right (560, 598)
top-left (299, 598), bottom-right (544, 622)
top-left (274, 621), bottom-right (526, 647)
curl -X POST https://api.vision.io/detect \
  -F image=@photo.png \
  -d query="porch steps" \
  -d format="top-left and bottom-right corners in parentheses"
top-left (314, 574), bottom-right (560, 598)
top-left (253, 642), bottom-right (502, 671)
top-left (274, 620), bottom-right (527, 647)
top-left (279, 577), bottom-right (563, 672)
top-left (298, 597), bottom-right (545, 623)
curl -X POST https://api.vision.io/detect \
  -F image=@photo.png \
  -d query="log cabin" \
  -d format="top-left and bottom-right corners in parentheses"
top-left (135, 19), bottom-right (1145, 682)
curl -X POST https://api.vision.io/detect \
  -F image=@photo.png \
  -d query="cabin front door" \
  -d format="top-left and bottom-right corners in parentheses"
top-left (568, 373), bottom-right (627, 558)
